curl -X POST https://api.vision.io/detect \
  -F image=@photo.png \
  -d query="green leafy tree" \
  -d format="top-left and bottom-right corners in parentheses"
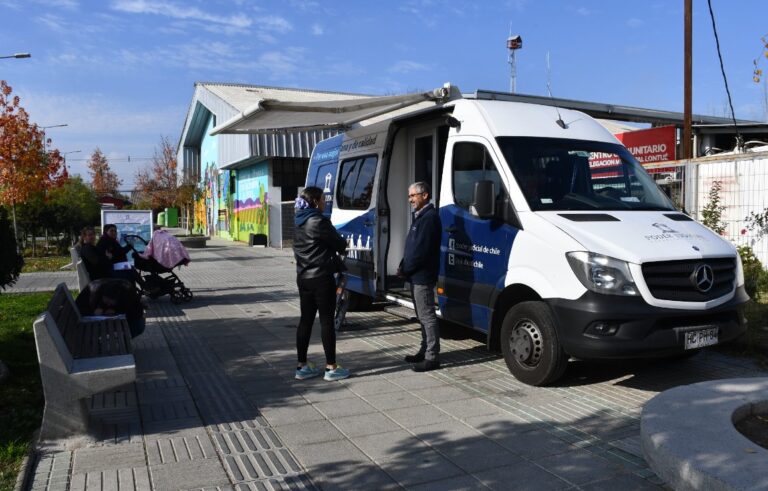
top-left (15, 176), bottom-right (101, 254)
top-left (48, 176), bottom-right (101, 250)
top-left (0, 207), bottom-right (23, 290)
top-left (700, 180), bottom-right (727, 235)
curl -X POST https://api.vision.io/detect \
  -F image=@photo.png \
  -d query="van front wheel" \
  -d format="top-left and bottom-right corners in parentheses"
top-left (500, 302), bottom-right (568, 386)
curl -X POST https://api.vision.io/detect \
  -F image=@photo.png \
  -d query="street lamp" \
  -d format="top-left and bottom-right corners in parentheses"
top-left (0, 53), bottom-right (31, 59)
top-left (40, 124), bottom-right (68, 151)
top-left (61, 150), bottom-right (81, 173)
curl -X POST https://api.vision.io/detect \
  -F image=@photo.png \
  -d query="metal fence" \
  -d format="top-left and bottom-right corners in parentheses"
top-left (647, 150), bottom-right (768, 266)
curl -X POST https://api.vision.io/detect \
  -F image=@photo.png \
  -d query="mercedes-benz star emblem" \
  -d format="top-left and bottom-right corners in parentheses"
top-left (691, 264), bottom-right (714, 293)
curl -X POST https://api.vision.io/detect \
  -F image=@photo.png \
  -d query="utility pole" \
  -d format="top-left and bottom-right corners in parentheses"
top-left (683, 0), bottom-right (693, 159)
top-left (507, 27), bottom-right (523, 93)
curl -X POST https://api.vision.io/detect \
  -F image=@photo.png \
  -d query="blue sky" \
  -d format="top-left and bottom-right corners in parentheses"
top-left (2, 0), bottom-right (767, 188)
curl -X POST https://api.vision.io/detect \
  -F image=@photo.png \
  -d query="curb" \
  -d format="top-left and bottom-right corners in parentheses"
top-left (13, 445), bottom-right (36, 491)
top-left (641, 377), bottom-right (768, 490)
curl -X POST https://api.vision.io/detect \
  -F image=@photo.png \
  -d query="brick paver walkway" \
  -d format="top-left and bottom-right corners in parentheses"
top-left (20, 238), bottom-right (767, 490)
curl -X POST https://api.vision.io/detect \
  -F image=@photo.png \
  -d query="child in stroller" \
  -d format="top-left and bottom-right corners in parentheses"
top-left (123, 231), bottom-right (193, 304)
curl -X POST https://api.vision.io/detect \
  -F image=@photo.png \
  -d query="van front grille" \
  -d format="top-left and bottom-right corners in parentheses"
top-left (641, 257), bottom-right (735, 302)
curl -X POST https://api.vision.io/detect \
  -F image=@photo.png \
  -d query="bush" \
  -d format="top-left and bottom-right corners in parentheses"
top-left (737, 245), bottom-right (768, 299)
top-left (0, 209), bottom-right (24, 291)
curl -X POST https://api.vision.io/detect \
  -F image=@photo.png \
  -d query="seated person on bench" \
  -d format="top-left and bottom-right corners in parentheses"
top-left (75, 278), bottom-right (146, 338)
top-left (76, 226), bottom-right (111, 280)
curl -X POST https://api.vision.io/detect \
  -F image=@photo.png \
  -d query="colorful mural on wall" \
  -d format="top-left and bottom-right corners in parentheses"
top-left (235, 162), bottom-right (269, 241)
top-left (192, 115), bottom-right (271, 243)
top-left (202, 162), bottom-right (219, 237)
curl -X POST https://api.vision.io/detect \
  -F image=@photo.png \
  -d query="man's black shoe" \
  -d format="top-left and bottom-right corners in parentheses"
top-left (412, 359), bottom-right (440, 372)
top-left (404, 353), bottom-right (425, 363)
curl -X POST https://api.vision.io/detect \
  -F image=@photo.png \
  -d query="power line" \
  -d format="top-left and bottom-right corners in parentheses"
top-left (706, 0), bottom-right (743, 150)
top-left (66, 157), bottom-right (155, 162)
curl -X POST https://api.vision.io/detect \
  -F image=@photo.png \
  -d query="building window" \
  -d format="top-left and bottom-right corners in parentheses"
top-left (337, 155), bottom-right (377, 210)
top-left (272, 158), bottom-right (309, 187)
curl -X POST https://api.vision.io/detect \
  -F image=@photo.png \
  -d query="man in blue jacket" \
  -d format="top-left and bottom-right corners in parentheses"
top-left (398, 181), bottom-right (442, 372)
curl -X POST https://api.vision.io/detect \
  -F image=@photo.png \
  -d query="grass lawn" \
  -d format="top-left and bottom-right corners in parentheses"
top-left (0, 292), bottom-right (50, 491)
top-left (21, 256), bottom-right (71, 273)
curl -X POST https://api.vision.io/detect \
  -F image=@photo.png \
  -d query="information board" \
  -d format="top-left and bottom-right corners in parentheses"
top-left (101, 209), bottom-right (153, 256)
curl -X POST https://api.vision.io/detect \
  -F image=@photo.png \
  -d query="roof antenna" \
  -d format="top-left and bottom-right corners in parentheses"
top-left (546, 51), bottom-right (568, 129)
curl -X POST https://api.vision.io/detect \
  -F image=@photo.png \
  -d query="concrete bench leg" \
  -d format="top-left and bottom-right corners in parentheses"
top-left (39, 396), bottom-right (90, 441)
top-left (34, 313), bottom-right (135, 442)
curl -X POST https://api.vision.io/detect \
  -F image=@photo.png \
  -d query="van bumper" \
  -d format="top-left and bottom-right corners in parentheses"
top-left (546, 286), bottom-right (749, 359)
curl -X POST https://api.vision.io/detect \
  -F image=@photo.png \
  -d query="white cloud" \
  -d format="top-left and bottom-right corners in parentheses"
top-left (576, 7), bottom-right (590, 16)
top-left (258, 15), bottom-right (292, 33)
top-left (323, 62), bottom-right (367, 78)
top-left (627, 17), bottom-right (644, 28)
top-left (389, 60), bottom-right (429, 74)
top-left (505, 0), bottom-right (528, 11)
top-left (34, 0), bottom-right (78, 9)
top-left (289, 0), bottom-right (320, 12)
top-left (112, 0), bottom-right (254, 30)
top-left (311, 23), bottom-right (323, 35)
top-left (36, 12), bottom-right (117, 35)
top-left (257, 49), bottom-right (305, 78)
top-left (36, 14), bottom-right (69, 33)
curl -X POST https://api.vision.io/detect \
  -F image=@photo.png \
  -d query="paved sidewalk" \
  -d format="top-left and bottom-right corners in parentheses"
top-left (18, 238), bottom-right (768, 490)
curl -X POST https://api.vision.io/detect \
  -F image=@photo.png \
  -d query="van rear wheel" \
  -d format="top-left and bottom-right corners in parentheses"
top-left (500, 301), bottom-right (568, 386)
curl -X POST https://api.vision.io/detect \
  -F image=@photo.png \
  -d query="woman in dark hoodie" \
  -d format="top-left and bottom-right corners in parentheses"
top-left (292, 186), bottom-right (350, 381)
top-left (97, 223), bottom-right (136, 283)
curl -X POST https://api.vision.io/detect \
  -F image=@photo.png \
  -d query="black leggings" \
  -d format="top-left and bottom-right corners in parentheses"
top-left (296, 274), bottom-right (337, 365)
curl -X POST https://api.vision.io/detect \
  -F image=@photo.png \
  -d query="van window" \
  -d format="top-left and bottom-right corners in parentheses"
top-left (451, 142), bottom-right (504, 211)
top-left (337, 155), bottom-right (377, 209)
top-left (498, 137), bottom-right (675, 211)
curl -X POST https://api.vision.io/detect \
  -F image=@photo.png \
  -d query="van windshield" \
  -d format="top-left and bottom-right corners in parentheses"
top-left (497, 137), bottom-right (677, 212)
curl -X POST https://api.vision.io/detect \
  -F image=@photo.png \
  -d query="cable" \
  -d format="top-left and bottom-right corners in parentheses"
top-left (66, 157), bottom-right (154, 162)
top-left (707, 0), bottom-right (744, 151)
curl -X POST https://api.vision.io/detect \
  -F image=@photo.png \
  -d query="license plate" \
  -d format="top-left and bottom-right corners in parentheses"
top-left (683, 327), bottom-right (719, 350)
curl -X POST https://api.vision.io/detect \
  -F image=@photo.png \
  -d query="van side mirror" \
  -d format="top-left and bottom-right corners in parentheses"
top-left (471, 180), bottom-right (496, 218)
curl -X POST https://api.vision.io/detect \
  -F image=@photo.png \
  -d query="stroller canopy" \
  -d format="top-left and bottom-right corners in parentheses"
top-left (140, 230), bottom-right (191, 269)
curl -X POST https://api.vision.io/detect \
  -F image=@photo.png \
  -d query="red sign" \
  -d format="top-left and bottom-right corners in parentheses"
top-left (616, 125), bottom-right (677, 174)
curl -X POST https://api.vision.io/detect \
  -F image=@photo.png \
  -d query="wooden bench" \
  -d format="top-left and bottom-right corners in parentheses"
top-left (33, 283), bottom-right (136, 440)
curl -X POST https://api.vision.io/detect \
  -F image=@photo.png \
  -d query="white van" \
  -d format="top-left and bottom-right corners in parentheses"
top-left (301, 86), bottom-right (748, 385)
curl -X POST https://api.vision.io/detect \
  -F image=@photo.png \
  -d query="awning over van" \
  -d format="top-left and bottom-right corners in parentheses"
top-left (210, 86), bottom-right (456, 136)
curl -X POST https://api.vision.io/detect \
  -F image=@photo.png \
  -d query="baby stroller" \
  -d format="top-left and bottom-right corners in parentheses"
top-left (123, 233), bottom-right (193, 304)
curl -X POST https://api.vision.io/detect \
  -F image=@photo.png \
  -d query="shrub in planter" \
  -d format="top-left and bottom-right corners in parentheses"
top-left (737, 245), bottom-right (768, 300)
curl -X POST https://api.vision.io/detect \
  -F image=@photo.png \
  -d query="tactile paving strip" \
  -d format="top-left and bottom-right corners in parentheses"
top-left (148, 288), bottom-right (317, 490)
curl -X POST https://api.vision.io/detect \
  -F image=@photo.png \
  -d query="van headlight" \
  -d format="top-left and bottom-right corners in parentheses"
top-left (566, 252), bottom-right (639, 296)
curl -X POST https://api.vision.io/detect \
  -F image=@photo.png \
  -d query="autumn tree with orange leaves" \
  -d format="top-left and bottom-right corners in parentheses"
top-left (0, 80), bottom-right (66, 244)
top-left (87, 147), bottom-right (122, 196)
top-left (134, 136), bottom-right (180, 210)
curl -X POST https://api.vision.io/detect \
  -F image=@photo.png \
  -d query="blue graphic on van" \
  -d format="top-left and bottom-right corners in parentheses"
top-left (337, 209), bottom-right (376, 297)
top-left (306, 134), bottom-right (343, 217)
top-left (438, 204), bottom-right (518, 331)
